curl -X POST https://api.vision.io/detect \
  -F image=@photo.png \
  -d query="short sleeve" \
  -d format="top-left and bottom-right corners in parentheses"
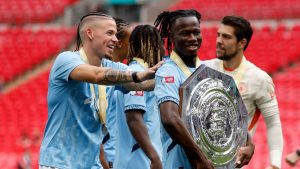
top-left (154, 63), bottom-right (181, 105)
top-left (124, 64), bottom-right (146, 112)
top-left (124, 91), bottom-right (146, 112)
top-left (51, 51), bottom-right (84, 82)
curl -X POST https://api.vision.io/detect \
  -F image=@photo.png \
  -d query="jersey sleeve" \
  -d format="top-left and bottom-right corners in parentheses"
top-left (256, 75), bottom-right (283, 167)
top-left (51, 51), bottom-right (85, 82)
top-left (124, 91), bottom-right (146, 112)
top-left (154, 63), bottom-right (181, 105)
top-left (255, 76), bottom-right (278, 112)
top-left (124, 64), bottom-right (146, 112)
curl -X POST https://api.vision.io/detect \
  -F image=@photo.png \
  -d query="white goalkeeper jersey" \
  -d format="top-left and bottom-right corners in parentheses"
top-left (203, 57), bottom-right (283, 168)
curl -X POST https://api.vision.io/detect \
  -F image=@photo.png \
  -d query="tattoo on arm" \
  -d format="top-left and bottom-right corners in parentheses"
top-left (104, 69), bottom-right (132, 84)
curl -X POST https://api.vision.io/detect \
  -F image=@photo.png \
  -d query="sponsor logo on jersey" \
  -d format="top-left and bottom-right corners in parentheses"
top-left (130, 91), bottom-right (144, 96)
top-left (164, 76), bottom-right (174, 83)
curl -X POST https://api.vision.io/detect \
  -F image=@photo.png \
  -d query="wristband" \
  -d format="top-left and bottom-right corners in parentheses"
top-left (132, 72), bottom-right (142, 83)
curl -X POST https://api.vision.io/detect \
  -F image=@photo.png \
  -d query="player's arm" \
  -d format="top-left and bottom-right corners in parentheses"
top-left (100, 144), bottom-right (109, 169)
top-left (263, 112), bottom-right (283, 169)
top-left (126, 109), bottom-right (162, 169)
top-left (122, 79), bottom-right (155, 91)
top-left (159, 101), bottom-right (213, 169)
top-left (70, 61), bottom-right (163, 85)
top-left (256, 76), bottom-right (283, 168)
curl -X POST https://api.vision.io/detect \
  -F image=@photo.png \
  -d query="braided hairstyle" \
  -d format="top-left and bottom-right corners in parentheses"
top-left (114, 17), bottom-right (129, 41)
top-left (127, 25), bottom-right (163, 67)
top-left (75, 12), bottom-right (113, 51)
top-left (154, 9), bottom-right (201, 55)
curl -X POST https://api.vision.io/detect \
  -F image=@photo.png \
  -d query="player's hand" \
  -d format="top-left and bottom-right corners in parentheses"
top-left (286, 150), bottom-right (300, 166)
top-left (235, 143), bottom-right (255, 168)
top-left (137, 60), bottom-right (164, 81)
top-left (186, 146), bottom-right (214, 169)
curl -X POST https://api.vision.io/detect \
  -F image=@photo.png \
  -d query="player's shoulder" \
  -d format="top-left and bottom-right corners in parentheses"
top-left (247, 60), bottom-right (271, 79)
top-left (162, 56), bottom-right (176, 66)
top-left (246, 60), bottom-right (273, 85)
top-left (56, 51), bottom-right (78, 59)
top-left (201, 58), bottom-right (221, 69)
top-left (53, 51), bottom-right (80, 65)
top-left (156, 56), bottom-right (179, 76)
top-left (128, 61), bottom-right (144, 71)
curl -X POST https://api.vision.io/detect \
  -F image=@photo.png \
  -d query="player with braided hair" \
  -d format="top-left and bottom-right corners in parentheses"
top-left (154, 9), bottom-right (213, 169)
top-left (154, 9), bottom-right (255, 169)
top-left (127, 25), bottom-right (163, 67)
top-left (154, 9), bottom-right (201, 56)
top-left (114, 24), bottom-right (164, 169)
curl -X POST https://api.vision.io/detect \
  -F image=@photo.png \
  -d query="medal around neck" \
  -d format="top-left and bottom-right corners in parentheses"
top-left (179, 64), bottom-right (248, 168)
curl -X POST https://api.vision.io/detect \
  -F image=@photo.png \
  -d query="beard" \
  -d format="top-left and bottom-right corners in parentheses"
top-left (104, 53), bottom-right (113, 60)
top-left (217, 50), bottom-right (238, 61)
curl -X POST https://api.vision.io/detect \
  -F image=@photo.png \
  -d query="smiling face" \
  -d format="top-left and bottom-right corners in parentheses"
top-left (90, 19), bottom-right (118, 58)
top-left (171, 16), bottom-right (202, 58)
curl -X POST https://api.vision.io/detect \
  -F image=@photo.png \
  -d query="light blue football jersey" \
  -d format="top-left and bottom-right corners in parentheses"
top-left (114, 60), bottom-right (162, 169)
top-left (40, 51), bottom-right (128, 169)
top-left (154, 56), bottom-right (197, 169)
top-left (103, 61), bottom-right (128, 163)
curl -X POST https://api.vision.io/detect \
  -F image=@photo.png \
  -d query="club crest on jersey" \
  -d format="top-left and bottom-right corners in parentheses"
top-left (238, 82), bottom-right (247, 94)
top-left (164, 76), bottom-right (174, 83)
top-left (130, 91), bottom-right (144, 96)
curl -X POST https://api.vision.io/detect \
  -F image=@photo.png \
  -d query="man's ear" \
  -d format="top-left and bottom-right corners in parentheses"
top-left (239, 38), bottom-right (247, 49)
top-left (86, 28), bottom-right (93, 40)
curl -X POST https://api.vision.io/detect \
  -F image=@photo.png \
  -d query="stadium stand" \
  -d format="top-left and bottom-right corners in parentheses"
top-left (0, 27), bottom-right (76, 82)
top-left (0, 0), bottom-right (78, 24)
top-left (169, 0), bottom-right (300, 20)
top-left (0, 70), bottom-right (49, 169)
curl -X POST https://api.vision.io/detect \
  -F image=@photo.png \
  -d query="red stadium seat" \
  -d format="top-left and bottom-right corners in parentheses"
top-left (0, 27), bottom-right (76, 82)
top-left (169, 0), bottom-right (300, 20)
top-left (0, 0), bottom-right (78, 24)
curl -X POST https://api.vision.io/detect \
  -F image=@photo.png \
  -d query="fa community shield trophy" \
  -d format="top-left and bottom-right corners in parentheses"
top-left (179, 64), bottom-right (248, 169)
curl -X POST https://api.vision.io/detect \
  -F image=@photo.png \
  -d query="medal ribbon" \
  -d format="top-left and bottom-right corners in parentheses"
top-left (170, 51), bottom-right (200, 77)
top-left (79, 48), bottom-right (107, 124)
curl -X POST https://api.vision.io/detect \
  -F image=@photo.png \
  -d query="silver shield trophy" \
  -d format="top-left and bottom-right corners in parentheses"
top-left (179, 64), bottom-right (248, 169)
